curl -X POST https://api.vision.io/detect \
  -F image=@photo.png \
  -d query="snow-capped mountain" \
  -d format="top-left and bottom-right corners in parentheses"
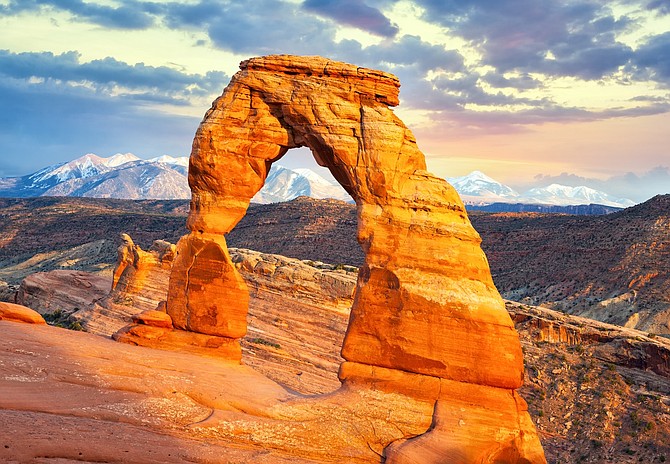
top-left (148, 155), bottom-right (189, 168)
top-left (26, 153), bottom-right (141, 190)
top-left (0, 153), bottom-right (190, 199)
top-left (447, 171), bottom-right (520, 205)
top-left (447, 171), bottom-right (635, 209)
top-left (0, 154), bottom-right (635, 208)
top-left (524, 184), bottom-right (636, 208)
top-left (448, 171), bottom-right (519, 197)
top-left (252, 165), bottom-right (351, 204)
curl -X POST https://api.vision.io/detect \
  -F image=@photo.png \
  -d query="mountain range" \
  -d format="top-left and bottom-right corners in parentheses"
top-left (447, 170), bottom-right (636, 208)
top-left (0, 153), bottom-right (190, 200)
top-left (0, 153), bottom-right (636, 208)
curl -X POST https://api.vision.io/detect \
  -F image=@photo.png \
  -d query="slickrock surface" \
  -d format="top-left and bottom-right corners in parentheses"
top-left (2, 299), bottom-right (668, 463)
top-left (101, 242), bottom-right (356, 394)
top-left (166, 55), bottom-right (544, 461)
top-left (0, 320), bottom-right (433, 464)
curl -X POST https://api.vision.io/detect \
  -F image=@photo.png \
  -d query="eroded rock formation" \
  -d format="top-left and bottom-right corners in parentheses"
top-left (69, 235), bottom-right (176, 335)
top-left (166, 55), bottom-right (546, 462)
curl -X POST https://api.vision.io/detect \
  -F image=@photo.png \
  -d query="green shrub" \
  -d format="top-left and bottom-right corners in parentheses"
top-left (250, 337), bottom-right (281, 349)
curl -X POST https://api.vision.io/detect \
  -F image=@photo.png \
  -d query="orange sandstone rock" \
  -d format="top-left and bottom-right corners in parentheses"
top-left (0, 301), bottom-right (46, 324)
top-left (165, 55), bottom-right (545, 462)
top-left (112, 324), bottom-right (242, 362)
top-left (131, 309), bottom-right (173, 329)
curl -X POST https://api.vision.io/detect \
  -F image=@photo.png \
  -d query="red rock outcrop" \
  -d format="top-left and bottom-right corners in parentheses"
top-left (0, 301), bottom-right (46, 324)
top-left (111, 233), bottom-right (175, 312)
top-left (166, 55), bottom-right (545, 461)
top-left (16, 270), bottom-right (110, 316)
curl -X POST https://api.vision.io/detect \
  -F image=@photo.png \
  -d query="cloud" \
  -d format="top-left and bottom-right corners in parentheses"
top-left (0, 49), bottom-right (227, 175)
top-left (197, 0), bottom-right (340, 56)
top-left (416, 0), bottom-right (637, 81)
top-left (1, 0), bottom-right (669, 178)
top-left (482, 72), bottom-right (541, 90)
top-left (646, 0), bottom-right (670, 15)
top-left (0, 50), bottom-right (229, 104)
top-left (633, 31), bottom-right (670, 83)
top-left (302, 0), bottom-right (399, 37)
top-left (0, 0), bottom-right (155, 29)
top-left (527, 167), bottom-right (670, 202)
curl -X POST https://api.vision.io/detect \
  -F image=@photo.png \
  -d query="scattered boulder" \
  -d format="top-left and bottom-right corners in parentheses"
top-left (131, 309), bottom-right (173, 329)
top-left (0, 301), bottom-right (46, 324)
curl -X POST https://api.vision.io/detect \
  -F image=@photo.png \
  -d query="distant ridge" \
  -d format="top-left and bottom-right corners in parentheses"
top-left (467, 203), bottom-right (623, 215)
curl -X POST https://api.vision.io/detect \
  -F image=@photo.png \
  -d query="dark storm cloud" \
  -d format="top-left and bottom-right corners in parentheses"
top-left (0, 0), bottom-right (154, 29)
top-left (302, 0), bottom-right (399, 37)
top-left (0, 50), bottom-right (228, 102)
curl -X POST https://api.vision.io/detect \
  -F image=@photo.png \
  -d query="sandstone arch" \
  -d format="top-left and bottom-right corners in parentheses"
top-left (167, 55), bottom-right (546, 462)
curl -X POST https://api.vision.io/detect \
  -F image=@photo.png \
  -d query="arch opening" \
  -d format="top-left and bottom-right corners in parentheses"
top-left (229, 146), bottom-right (358, 394)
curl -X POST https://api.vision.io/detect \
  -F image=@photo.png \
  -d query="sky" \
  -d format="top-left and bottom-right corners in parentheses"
top-left (1, 0), bottom-right (669, 202)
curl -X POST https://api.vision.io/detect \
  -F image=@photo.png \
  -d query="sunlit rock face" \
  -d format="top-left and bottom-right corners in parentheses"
top-left (166, 55), bottom-right (546, 462)
top-left (0, 301), bottom-right (46, 325)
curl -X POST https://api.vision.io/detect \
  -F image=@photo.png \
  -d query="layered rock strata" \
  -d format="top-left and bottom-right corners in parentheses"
top-left (166, 55), bottom-right (545, 461)
top-left (16, 270), bottom-right (110, 317)
top-left (113, 244), bottom-right (357, 391)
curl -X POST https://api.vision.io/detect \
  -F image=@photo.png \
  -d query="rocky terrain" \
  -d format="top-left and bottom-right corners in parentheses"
top-left (2, 207), bottom-right (669, 462)
top-left (2, 245), bottom-right (669, 463)
top-left (1, 54), bottom-right (668, 463)
top-left (474, 195), bottom-right (670, 335)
